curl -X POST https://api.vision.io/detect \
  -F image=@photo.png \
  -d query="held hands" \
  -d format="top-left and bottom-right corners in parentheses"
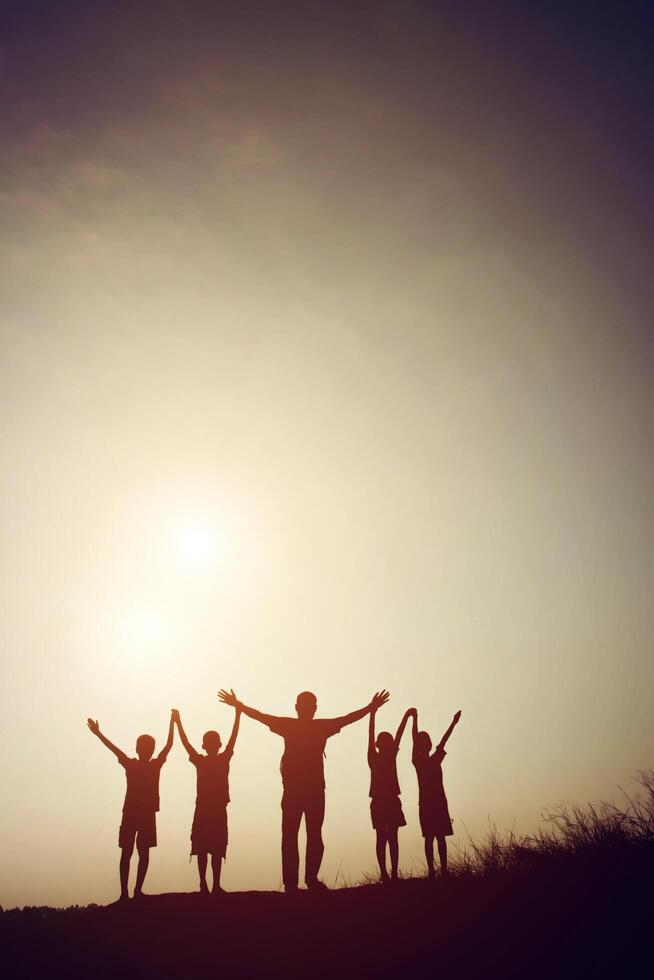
top-left (171, 708), bottom-right (180, 724)
top-left (87, 718), bottom-right (100, 736)
top-left (370, 690), bottom-right (390, 713)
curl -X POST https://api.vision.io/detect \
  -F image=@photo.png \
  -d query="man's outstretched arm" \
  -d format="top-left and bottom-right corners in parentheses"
top-left (157, 710), bottom-right (176, 762)
top-left (437, 709), bottom-right (462, 750)
top-left (218, 689), bottom-right (279, 728)
top-left (87, 718), bottom-right (129, 764)
top-left (335, 689), bottom-right (390, 729)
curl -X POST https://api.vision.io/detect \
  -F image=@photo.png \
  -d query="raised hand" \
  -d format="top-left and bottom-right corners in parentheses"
top-left (218, 688), bottom-right (240, 708)
top-left (171, 708), bottom-right (180, 722)
top-left (370, 690), bottom-right (390, 712)
top-left (87, 718), bottom-right (100, 736)
top-left (453, 709), bottom-right (462, 724)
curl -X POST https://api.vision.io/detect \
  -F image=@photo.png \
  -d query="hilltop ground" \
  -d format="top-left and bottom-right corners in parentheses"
top-left (3, 777), bottom-right (652, 979)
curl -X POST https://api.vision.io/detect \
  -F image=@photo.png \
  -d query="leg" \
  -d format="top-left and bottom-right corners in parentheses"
top-left (424, 835), bottom-right (435, 878)
top-left (134, 843), bottom-right (150, 896)
top-left (281, 796), bottom-right (303, 891)
top-left (437, 835), bottom-right (448, 875)
top-left (375, 830), bottom-right (389, 881)
top-left (388, 828), bottom-right (399, 879)
top-left (119, 844), bottom-right (133, 900)
top-left (304, 792), bottom-right (326, 887)
top-left (197, 852), bottom-right (209, 893)
top-left (211, 854), bottom-right (223, 892)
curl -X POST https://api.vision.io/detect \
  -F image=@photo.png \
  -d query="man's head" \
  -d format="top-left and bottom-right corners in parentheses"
top-left (136, 734), bottom-right (156, 760)
top-left (415, 731), bottom-right (432, 756)
top-left (295, 691), bottom-right (317, 720)
top-left (202, 730), bottom-right (222, 755)
top-left (375, 731), bottom-right (396, 755)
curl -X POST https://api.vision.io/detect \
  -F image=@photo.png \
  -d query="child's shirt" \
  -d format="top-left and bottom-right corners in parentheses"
top-left (368, 747), bottom-right (401, 800)
top-left (119, 757), bottom-right (166, 816)
top-left (188, 747), bottom-right (233, 809)
top-left (412, 745), bottom-right (447, 805)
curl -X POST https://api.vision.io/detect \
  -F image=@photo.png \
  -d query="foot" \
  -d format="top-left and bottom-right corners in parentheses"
top-left (211, 885), bottom-right (225, 895)
top-left (118, 892), bottom-right (130, 903)
top-left (199, 882), bottom-right (209, 895)
top-left (284, 883), bottom-right (299, 895)
top-left (306, 879), bottom-right (328, 892)
top-left (133, 890), bottom-right (146, 901)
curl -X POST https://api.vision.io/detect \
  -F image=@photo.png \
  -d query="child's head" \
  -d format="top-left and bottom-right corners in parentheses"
top-left (375, 731), bottom-right (395, 755)
top-left (415, 731), bottom-right (432, 756)
top-left (202, 730), bottom-right (222, 755)
top-left (136, 734), bottom-right (156, 760)
top-left (295, 691), bottom-right (317, 720)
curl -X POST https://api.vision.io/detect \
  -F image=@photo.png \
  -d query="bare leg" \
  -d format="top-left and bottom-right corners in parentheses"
top-left (211, 854), bottom-right (223, 892)
top-left (424, 836), bottom-right (435, 878)
top-left (388, 829), bottom-right (399, 879)
top-left (134, 844), bottom-right (150, 896)
top-left (437, 835), bottom-right (448, 876)
top-left (119, 845), bottom-right (133, 900)
top-left (197, 852), bottom-right (209, 893)
top-left (375, 830), bottom-right (389, 881)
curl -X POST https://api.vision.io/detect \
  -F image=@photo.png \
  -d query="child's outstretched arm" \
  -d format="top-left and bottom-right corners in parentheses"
top-left (173, 709), bottom-right (198, 758)
top-left (394, 708), bottom-right (414, 748)
top-left (87, 718), bottom-right (129, 764)
top-left (437, 709), bottom-right (462, 750)
top-left (218, 689), bottom-right (278, 728)
top-left (336, 689), bottom-right (390, 730)
top-left (157, 710), bottom-right (176, 762)
top-left (367, 701), bottom-right (377, 767)
top-left (409, 708), bottom-right (419, 763)
top-left (224, 703), bottom-right (242, 757)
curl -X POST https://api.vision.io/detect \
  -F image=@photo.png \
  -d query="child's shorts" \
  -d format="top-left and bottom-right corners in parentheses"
top-left (370, 794), bottom-right (406, 832)
top-left (191, 806), bottom-right (228, 858)
top-left (119, 811), bottom-right (157, 849)
top-left (418, 802), bottom-right (453, 838)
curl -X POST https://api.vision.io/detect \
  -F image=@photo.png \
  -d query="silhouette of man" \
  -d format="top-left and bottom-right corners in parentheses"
top-left (219, 688), bottom-right (390, 892)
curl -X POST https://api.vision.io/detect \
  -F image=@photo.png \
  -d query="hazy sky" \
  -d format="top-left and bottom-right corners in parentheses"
top-left (2, 1), bottom-right (653, 908)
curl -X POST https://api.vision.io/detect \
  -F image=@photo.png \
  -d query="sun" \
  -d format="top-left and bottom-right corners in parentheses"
top-left (171, 516), bottom-right (224, 572)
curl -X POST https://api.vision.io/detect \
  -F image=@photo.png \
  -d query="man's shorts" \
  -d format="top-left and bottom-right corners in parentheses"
top-left (119, 811), bottom-right (157, 849)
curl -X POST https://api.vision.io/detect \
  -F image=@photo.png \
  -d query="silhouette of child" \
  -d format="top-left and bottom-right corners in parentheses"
top-left (87, 711), bottom-right (175, 901)
top-left (368, 704), bottom-right (412, 882)
top-left (173, 705), bottom-right (241, 894)
top-left (410, 708), bottom-right (461, 878)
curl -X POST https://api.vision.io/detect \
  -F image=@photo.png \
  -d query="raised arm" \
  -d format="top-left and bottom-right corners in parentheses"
top-left (87, 719), bottom-right (129, 765)
top-left (172, 709), bottom-right (198, 758)
top-left (437, 709), bottom-right (462, 750)
top-left (394, 708), bottom-right (413, 748)
top-left (367, 704), bottom-right (377, 767)
top-left (336, 689), bottom-right (390, 730)
top-left (218, 689), bottom-right (279, 728)
top-left (157, 710), bottom-right (176, 762)
top-left (224, 703), bottom-right (242, 757)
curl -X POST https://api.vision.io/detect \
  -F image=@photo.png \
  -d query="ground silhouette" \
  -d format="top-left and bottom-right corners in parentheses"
top-left (3, 772), bottom-right (652, 979)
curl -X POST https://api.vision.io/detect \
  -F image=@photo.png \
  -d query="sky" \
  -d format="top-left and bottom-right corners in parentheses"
top-left (1, 1), bottom-right (653, 908)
